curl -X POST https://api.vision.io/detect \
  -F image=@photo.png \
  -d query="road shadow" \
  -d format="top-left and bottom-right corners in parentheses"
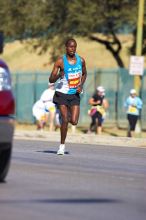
top-left (34, 198), bottom-right (121, 204)
top-left (0, 198), bottom-right (121, 204)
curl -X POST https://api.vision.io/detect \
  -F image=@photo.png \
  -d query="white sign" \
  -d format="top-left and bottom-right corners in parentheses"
top-left (129, 56), bottom-right (144, 76)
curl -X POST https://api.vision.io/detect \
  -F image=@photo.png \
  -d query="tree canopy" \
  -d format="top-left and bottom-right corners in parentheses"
top-left (0, 0), bottom-right (145, 67)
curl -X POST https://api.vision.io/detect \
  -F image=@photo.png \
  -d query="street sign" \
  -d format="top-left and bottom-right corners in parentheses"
top-left (129, 55), bottom-right (144, 75)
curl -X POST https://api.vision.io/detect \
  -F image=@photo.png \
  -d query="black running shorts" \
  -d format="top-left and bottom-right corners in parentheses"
top-left (53, 91), bottom-right (80, 107)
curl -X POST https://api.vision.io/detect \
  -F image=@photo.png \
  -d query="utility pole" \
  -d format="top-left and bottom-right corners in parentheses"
top-left (134, 0), bottom-right (145, 94)
top-left (134, 0), bottom-right (145, 136)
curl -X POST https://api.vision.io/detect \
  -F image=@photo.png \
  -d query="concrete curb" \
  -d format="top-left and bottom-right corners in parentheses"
top-left (14, 130), bottom-right (146, 148)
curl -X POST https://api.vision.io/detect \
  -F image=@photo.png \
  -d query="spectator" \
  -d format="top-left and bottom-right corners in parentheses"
top-left (32, 99), bottom-right (47, 131)
top-left (124, 89), bottom-right (143, 137)
top-left (88, 86), bottom-right (109, 134)
top-left (40, 83), bottom-right (56, 131)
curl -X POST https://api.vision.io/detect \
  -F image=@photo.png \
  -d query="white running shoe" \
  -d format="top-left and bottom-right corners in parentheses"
top-left (57, 144), bottom-right (65, 155)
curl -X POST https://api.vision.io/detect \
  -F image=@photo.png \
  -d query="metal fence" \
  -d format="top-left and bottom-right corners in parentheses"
top-left (12, 68), bottom-right (146, 129)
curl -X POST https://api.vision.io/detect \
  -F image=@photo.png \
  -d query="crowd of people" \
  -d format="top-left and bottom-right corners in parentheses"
top-left (32, 82), bottom-right (143, 139)
top-left (32, 38), bottom-right (143, 156)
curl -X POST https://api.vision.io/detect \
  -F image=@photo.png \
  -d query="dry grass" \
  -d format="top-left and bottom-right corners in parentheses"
top-left (15, 123), bottom-right (146, 138)
top-left (1, 34), bottom-right (143, 73)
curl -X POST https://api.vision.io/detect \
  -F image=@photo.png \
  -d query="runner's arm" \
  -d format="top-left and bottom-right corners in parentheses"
top-left (77, 57), bottom-right (87, 93)
top-left (49, 58), bottom-right (64, 83)
top-left (102, 98), bottom-right (109, 109)
top-left (89, 97), bottom-right (101, 105)
top-left (81, 57), bottom-right (87, 86)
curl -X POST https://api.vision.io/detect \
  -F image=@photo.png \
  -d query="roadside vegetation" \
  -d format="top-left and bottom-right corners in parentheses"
top-left (1, 34), bottom-right (136, 72)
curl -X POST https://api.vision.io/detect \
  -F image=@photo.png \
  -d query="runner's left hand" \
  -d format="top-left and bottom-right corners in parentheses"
top-left (76, 85), bottom-right (83, 94)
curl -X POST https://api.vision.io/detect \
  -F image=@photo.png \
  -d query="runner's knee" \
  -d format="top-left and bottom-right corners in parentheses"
top-left (62, 117), bottom-right (69, 124)
top-left (70, 119), bottom-right (78, 125)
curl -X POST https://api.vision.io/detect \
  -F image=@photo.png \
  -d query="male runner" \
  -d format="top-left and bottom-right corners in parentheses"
top-left (49, 38), bottom-right (87, 155)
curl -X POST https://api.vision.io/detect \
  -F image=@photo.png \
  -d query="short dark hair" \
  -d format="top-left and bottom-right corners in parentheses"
top-left (65, 38), bottom-right (77, 47)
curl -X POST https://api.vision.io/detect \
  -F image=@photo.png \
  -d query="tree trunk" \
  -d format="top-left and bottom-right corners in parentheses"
top-left (89, 33), bottom-right (125, 68)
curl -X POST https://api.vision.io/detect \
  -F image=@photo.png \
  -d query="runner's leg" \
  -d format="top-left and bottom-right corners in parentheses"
top-left (59, 105), bottom-right (69, 144)
top-left (49, 111), bottom-right (55, 131)
top-left (69, 105), bottom-right (80, 125)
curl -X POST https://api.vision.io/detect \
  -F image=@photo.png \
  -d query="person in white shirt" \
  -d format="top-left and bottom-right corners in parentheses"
top-left (40, 83), bottom-right (56, 131)
top-left (32, 99), bottom-right (47, 131)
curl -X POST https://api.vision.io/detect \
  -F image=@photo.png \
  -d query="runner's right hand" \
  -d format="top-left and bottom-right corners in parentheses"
top-left (59, 70), bottom-right (64, 79)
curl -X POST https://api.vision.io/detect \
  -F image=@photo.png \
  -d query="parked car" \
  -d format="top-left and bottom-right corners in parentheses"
top-left (0, 59), bottom-right (15, 182)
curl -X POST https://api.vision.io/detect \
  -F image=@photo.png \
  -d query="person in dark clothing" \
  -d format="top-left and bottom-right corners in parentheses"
top-left (88, 86), bottom-right (109, 134)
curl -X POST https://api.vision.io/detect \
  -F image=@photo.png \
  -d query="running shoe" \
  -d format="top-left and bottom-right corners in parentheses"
top-left (57, 144), bottom-right (65, 155)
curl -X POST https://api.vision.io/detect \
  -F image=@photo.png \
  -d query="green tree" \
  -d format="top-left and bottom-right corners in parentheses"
top-left (66, 0), bottom-right (138, 67)
top-left (0, 0), bottom-right (145, 67)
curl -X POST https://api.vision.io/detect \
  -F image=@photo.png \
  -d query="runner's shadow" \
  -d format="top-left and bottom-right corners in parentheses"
top-left (36, 150), bottom-right (69, 155)
top-left (0, 198), bottom-right (121, 204)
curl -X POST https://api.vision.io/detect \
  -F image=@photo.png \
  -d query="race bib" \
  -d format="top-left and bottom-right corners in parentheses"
top-left (48, 106), bottom-right (56, 113)
top-left (128, 106), bottom-right (137, 113)
top-left (68, 73), bottom-right (80, 89)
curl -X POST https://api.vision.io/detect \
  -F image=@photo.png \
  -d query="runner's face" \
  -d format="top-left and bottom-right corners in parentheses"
top-left (66, 41), bottom-right (77, 57)
top-left (131, 93), bottom-right (136, 98)
top-left (98, 91), bottom-right (104, 97)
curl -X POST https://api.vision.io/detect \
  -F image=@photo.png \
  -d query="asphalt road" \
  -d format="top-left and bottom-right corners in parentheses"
top-left (0, 139), bottom-right (146, 220)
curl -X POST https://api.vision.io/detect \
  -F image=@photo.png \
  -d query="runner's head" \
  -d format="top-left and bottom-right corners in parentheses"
top-left (96, 86), bottom-right (105, 97)
top-left (130, 89), bottom-right (136, 97)
top-left (65, 38), bottom-right (77, 57)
